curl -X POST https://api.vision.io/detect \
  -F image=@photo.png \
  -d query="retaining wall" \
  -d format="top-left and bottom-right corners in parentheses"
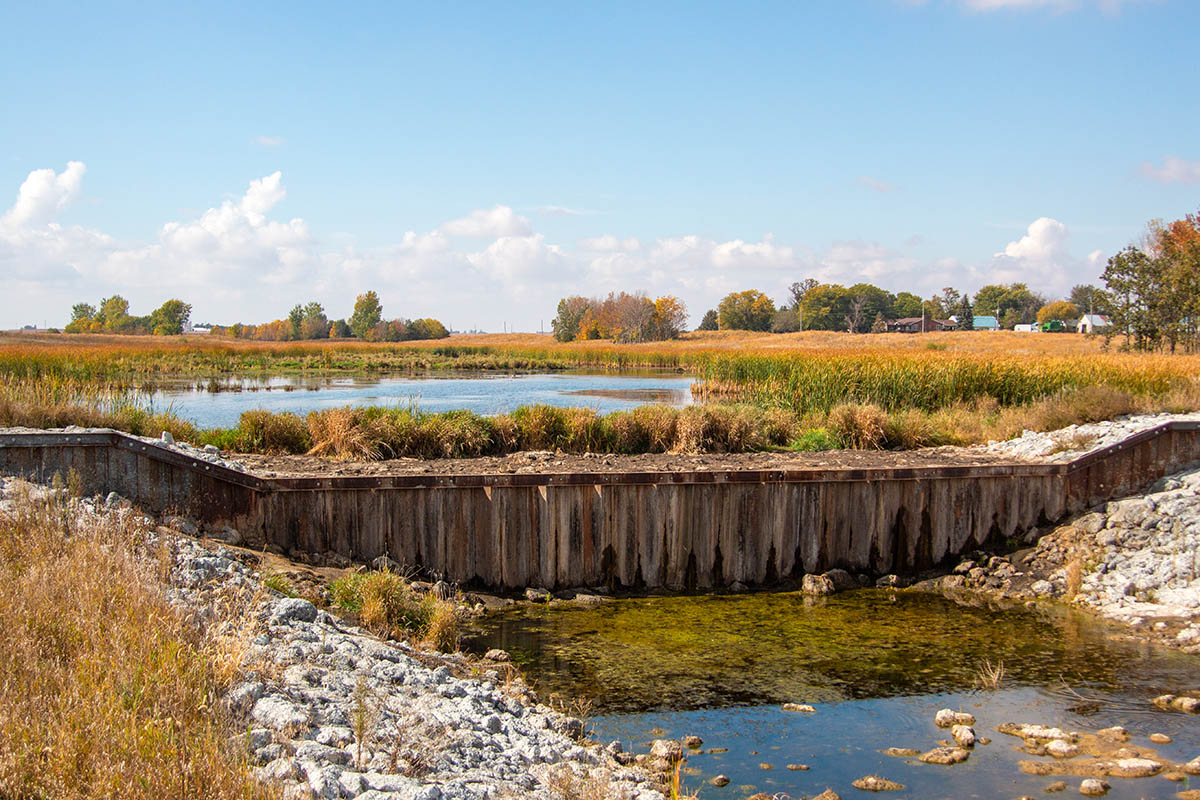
top-left (3, 423), bottom-right (1198, 591)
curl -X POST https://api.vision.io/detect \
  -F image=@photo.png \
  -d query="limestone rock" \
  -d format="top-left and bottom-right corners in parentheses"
top-left (918, 746), bottom-right (969, 765)
top-left (1079, 778), bottom-right (1110, 797)
top-left (802, 573), bottom-right (835, 595)
top-left (711, 775), bottom-right (730, 786)
top-left (271, 597), bottom-right (318, 625)
top-left (782, 703), bottom-right (817, 713)
top-left (951, 724), bottom-right (976, 747)
top-left (1045, 740), bottom-right (1079, 759)
top-left (852, 775), bottom-right (904, 791)
top-left (1109, 757), bottom-right (1162, 778)
top-left (934, 709), bottom-right (975, 728)
top-left (649, 739), bottom-right (683, 763)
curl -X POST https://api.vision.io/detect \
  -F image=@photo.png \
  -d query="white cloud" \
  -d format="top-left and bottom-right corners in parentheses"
top-left (440, 205), bottom-right (531, 238)
top-left (974, 216), bottom-right (1098, 295)
top-left (537, 205), bottom-right (592, 217)
top-left (856, 176), bottom-right (896, 193)
top-left (0, 163), bottom-right (1115, 332)
top-left (579, 234), bottom-right (640, 252)
top-left (1139, 155), bottom-right (1200, 185)
top-left (0, 161), bottom-right (86, 229)
top-left (253, 135), bottom-right (285, 147)
top-left (467, 234), bottom-right (571, 285)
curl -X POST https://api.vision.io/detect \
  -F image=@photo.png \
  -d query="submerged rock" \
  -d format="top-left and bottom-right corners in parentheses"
top-left (781, 703), bottom-right (817, 713)
top-left (918, 746), bottom-right (969, 765)
top-left (801, 573), bottom-right (835, 596)
top-left (711, 775), bottom-right (730, 786)
top-left (881, 747), bottom-right (921, 758)
top-left (852, 775), bottom-right (904, 791)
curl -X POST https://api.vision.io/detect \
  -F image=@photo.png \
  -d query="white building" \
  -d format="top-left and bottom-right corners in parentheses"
top-left (1077, 314), bottom-right (1111, 334)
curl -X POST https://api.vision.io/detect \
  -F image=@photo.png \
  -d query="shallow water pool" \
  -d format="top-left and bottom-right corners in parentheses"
top-left (464, 591), bottom-right (1200, 799)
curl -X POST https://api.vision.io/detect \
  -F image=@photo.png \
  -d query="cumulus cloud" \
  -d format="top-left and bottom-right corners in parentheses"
top-left (0, 163), bottom-right (1116, 333)
top-left (971, 216), bottom-right (1099, 295)
top-left (0, 161), bottom-right (86, 229)
top-left (1139, 155), bottom-right (1200, 185)
top-left (579, 234), bottom-right (640, 252)
top-left (440, 205), bottom-right (532, 238)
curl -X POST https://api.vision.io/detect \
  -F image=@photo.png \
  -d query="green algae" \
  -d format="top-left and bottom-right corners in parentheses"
top-left (464, 590), bottom-right (1191, 714)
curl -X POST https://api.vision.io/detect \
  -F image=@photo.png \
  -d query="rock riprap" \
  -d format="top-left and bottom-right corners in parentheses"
top-left (0, 477), bottom-right (658, 800)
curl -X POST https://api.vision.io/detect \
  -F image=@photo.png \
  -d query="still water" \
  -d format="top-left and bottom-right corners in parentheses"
top-left (464, 591), bottom-right (1200, 799)
top-left (150, 371), bottom-right (693, 428)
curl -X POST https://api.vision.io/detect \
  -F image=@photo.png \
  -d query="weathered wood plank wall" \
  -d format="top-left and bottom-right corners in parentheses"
top-left (3, 423), bottom-right (1199, 591)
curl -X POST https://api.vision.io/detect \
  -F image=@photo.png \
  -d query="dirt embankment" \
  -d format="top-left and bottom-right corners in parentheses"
top-left (233, 446), bottom-right (1034, 478)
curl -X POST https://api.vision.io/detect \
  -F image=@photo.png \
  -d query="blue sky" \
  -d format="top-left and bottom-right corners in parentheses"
top-left (2, 0), bottom-right (1198, 330)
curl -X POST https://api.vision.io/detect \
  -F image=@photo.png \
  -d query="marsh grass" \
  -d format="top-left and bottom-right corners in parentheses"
top-left (0, 481), bottom-right (277, 800)
top-left (6, 331), bottom-right (1200, 459)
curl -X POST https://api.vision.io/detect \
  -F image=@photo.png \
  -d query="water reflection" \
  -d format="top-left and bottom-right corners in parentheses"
top-left (149, 370), bottom-right (694, 428)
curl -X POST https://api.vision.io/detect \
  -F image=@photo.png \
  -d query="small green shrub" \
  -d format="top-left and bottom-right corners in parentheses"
top-left (790, 428), bottom-right (838, 451)
top-left (262, 572), bottom-right (298, 597)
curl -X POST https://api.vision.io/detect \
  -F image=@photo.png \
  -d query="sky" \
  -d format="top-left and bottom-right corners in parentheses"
top-left (2, 0), bottom-right (1198, 331)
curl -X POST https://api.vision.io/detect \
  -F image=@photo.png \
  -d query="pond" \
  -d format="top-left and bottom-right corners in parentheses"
top-left (149, 371), bottom-right (694, 428)
top-left (463, 591), bottom-right (1200, 799)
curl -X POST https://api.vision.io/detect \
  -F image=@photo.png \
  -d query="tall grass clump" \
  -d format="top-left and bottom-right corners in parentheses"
top-left (235, 408), bottom-right (311, 454)
top-left (329, 571), bottom-right (459, 651)
top-left (0, 481), bottom-right (277, 800)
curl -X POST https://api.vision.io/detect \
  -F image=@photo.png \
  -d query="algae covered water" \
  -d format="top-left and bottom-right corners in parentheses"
top-left (464, 591), bottom-right (1200, 799)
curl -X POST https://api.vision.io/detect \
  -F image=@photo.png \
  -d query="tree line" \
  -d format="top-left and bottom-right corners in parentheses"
top-left (65, 296), bottom-right (192, 335)
top-left (63, 291), bottom-right (450, 342)
top-left (689, 281), bottom-right (1113, 334)
top-left (214, 291), bottom-right (449, 342)
top-left (551, 292), bottom-right (688, 342)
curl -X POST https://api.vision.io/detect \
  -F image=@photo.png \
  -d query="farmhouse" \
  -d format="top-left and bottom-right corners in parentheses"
top-left (972, 315), bottom-right (1000, 331)
top-left (885, 317), bottom-right (957, 333)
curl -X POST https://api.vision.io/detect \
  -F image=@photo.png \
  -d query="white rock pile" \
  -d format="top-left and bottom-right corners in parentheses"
top-left (981, 412), bottom-right (1200, 462)
top-left (1066, 468), bottom-right (1200, 639)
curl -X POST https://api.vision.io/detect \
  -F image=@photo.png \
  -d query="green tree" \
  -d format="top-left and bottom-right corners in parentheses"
top-left (892, 292), bottom-right (923, 318)
top-left (957, 295), bottom-right (974, 330)
top-left (287, 304), bottom-right (305, 339)
top-left (551, 296), bottom-right (592, 342)
top-left (846, 283), bottom-right (894, 332)
top-left (717, 290), bottom-right (776, 331)
top-left (797, 284), bottom-right (851, 331)
top-left (70, 302), bottom-right (96, 323)
top-left (99, 295), bottom-right (131, 331)
top-left (349, 291), bottom-right (383, 339)
top-left (300, 302), bottom-right (330, 339)
top-left (697, 309), bottom-right (719, 331)
top-left (1069, 284), bottom-right (1114, 316)
top-left (148, 299), bottom-right (192, 335)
